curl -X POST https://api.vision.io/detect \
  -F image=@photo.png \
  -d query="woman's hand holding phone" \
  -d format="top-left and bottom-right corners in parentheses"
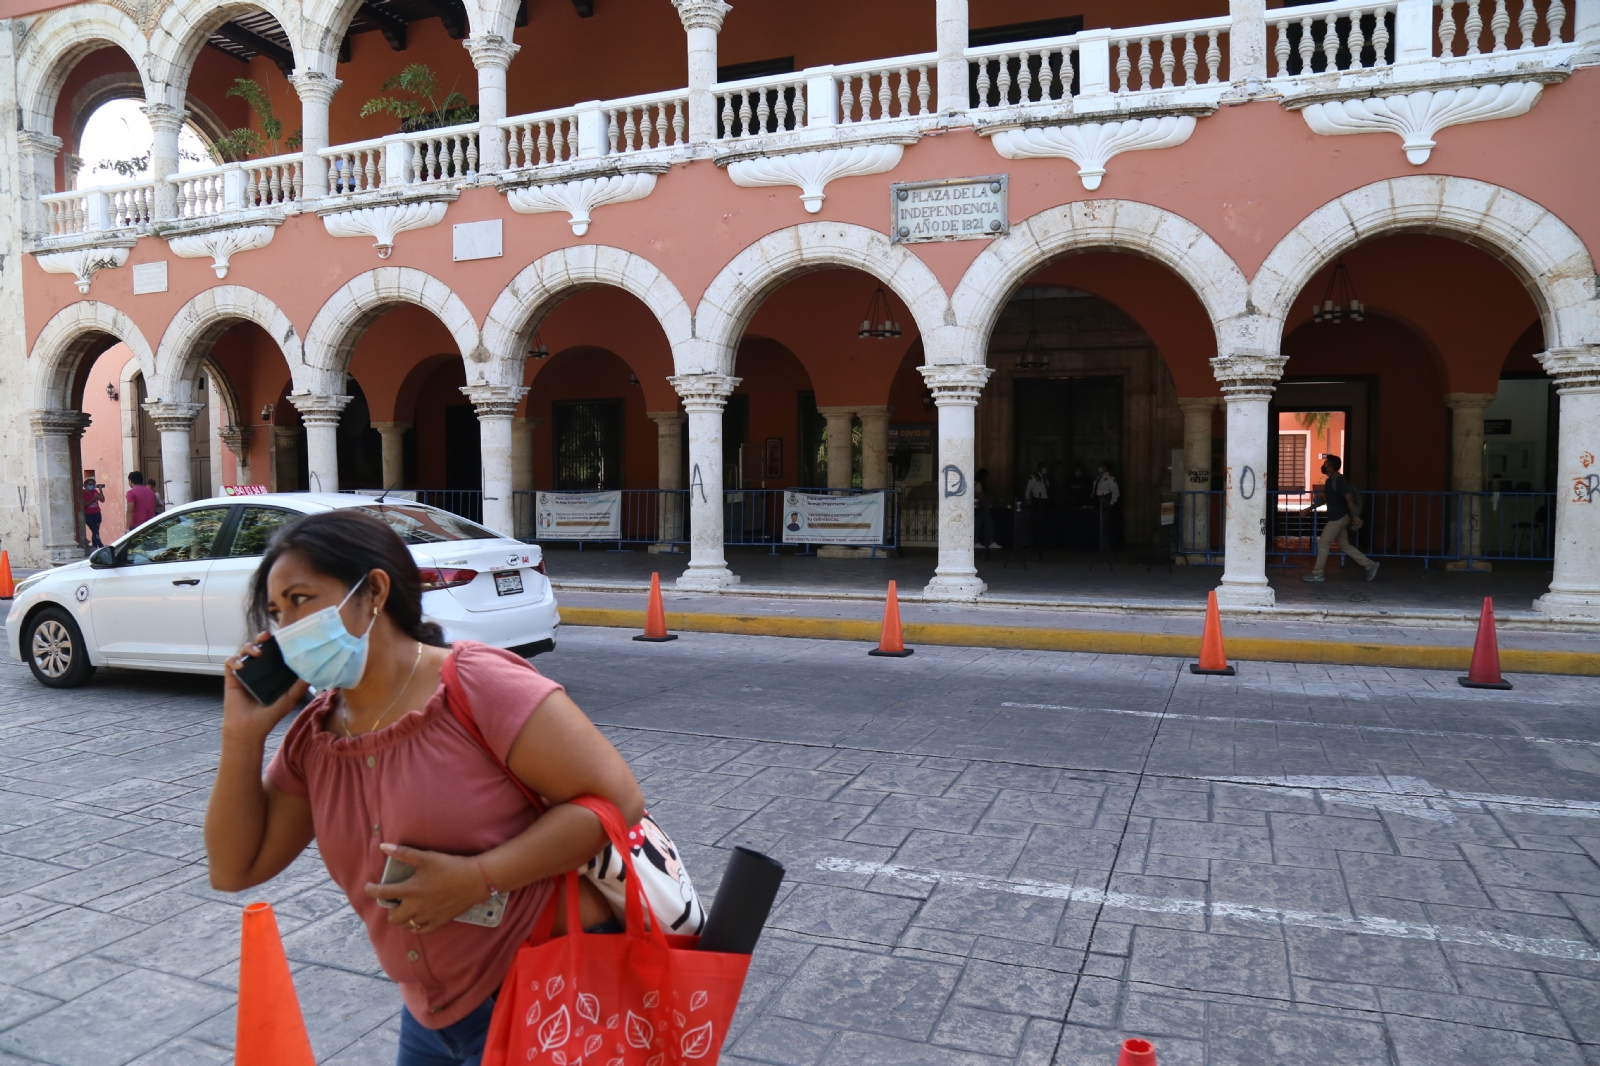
top-left (364, 843), bottom-right (489, 935)
top-left (223, 631), bottom-right (309, 739)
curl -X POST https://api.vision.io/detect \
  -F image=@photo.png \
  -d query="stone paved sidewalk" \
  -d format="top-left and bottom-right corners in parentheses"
top-left (0, 627), bottom-right (1598, 1065)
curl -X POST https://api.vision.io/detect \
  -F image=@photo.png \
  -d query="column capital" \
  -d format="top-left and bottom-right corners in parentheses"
top-left (465, 33), bottom-right (520, 69)
top-left (1211, 352), bottom-right (1287, 397)
top-left (219, 425), bottom-right (254, 459)
top-left (141, 102), bottom-right (190, 134)
top-left (1443, 391), bottom-right (1497, 411)
top-left (647, 410), bottom-right (687, 427)
top-left (1176, 396), bottom-right (1222, 413)
top-left (1536, 345), bottom-right (1600, 391)
top-left (288, 392), bottom-right (353, 426)
top-left (17, 130), bottom-right (64, 157)
top-left (816, 405), bottom-right (857, 419)
top-left (919, 363), bottom-right (994, 405)
top-left (669, 373), bottom-right (740, 411)
top-left (370, 421), bottom-right (414, 433)
top-left (290, 71), bottom-right (343, 106)
top-left (671, 0), bottom-right (731, 32)
top-left (143, 400), bottom-right (204, 433)
top-left (461, 383), bottom-right (529, 417)
top-left (29, 408), bottom-right (91, 438)
top-left (854, 405), bottom-right (894, 419)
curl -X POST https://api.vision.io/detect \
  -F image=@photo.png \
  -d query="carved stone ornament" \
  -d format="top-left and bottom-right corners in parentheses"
top-left (727, 143), bottom-right (904, 213)
top-left (460, 383), bottom-right (530, 418)
top-left (288, 393), bottom-right (355, 426)
top-left (670, 0), bottom-right (731, 32)
top-left (219, 425), bottom-right (255, 460)
top-left (29, 409), bottom-right (92, 438)
top-left (166, 225), bottom-right (276, 279)
top-left (668, 373), bottom-right (740, 411)
top-left (505, 173), bottom-right (657, 236)
top-left (1299, 82), bottom-right (1542, 164)
top-left (1210, 353), bottom-right (1288, 397)
top-left (1536, 345), bottom-right (1600, 391)
top-left (34, 246), bottom-right (130, 294)
top-left (143, 400), bottom-right (205, 433)
top-left (919, 363), bottom-right (996, 405)
top-left (988, 115), bottom-right (1197, 191)
top-left (320, 201), bottom-right (448, 257)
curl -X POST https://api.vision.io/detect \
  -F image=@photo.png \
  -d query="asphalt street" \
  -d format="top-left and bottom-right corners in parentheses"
top-left (0, 625), bottom-right (1597, 1065)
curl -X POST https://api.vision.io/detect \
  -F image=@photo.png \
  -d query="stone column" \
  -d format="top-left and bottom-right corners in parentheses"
top-left (462, 385), bottom-right (528, 536)
top-left (1228, 0), bottom-right (1269, 89)
top-left (290, 73), bottom-right (342, 199)
top-left (1534, 345), bottom-right (1600, 621)
top-left (17, 132), bottom-right (64, 237)
top-left (144, 401), bottom-right (204, 506)
top-left (669, 373), bottom-right (740, 589)
top-left (288, 393), bottom-right (352, 493)
top-left (1177, 397), bottom-right (1219, 557)
top-left (30, 410), bottom-right (92, 562)
top-left (648, 411), bottom-right (687, 550)
top-left (220, 425), bottom-right (255, 487)
top-left (935, 0), bottom-right (969, 114)
top-left (1211, 353), bottom-right (1287, 608)
top-left (143, 103), bottom-right (189, 221)
top-left (858, 406), bottom-right (893, 490)
top-left (1445, 392), bottom-right (1496, 571)
top-left (671, 0), bottom-right (731, 144)
top-left (920, 364), bottom-right (994, 600)
top-left (818, 407), bottom-right (856, 489)
top-left (466, 35), bottom-right (520, 173)
top-left (512, 417), bottom-right (535, 491)
top-left (370, 421), bottom-right (411, 490)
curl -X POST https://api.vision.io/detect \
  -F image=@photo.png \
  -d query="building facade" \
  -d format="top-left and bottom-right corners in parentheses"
top-left (2, 0), bottom-right (1597, 616)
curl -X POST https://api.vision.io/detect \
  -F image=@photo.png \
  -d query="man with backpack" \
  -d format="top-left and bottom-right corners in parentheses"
top-left (1304, 454), bottom-right (1379, 582)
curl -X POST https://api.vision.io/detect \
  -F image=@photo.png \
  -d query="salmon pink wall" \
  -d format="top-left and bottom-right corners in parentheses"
top-left (78, 343), bottom-right (131, 541)
top-left (524, 347), bottom-right (653, 489)
top-left (350, 304), bottom-right (462, 422)
top-left (733, 336), bottom-right (814, 487)
top-left (527, 288), bottom-right (679, 412)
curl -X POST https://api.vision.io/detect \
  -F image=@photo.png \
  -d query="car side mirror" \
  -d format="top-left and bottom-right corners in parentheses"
top-left (88, 546), bottom-right (116, 569)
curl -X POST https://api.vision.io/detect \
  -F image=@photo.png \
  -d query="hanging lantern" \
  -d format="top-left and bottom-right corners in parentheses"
top-left (529, 331), bottom-right (550, 359)
top-left (858, 287), bottom-right (902, 339)
top-left (1014, 288), bottom-right (1050, 369)
top-left (1312, 262), bottom-right (1364, 324)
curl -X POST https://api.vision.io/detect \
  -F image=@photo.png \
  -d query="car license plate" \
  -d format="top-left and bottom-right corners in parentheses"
top-left (494, 571), bottom-right (524, 597)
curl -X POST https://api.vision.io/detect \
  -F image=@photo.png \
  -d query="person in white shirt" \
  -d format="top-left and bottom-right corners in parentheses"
top-left (1093, 462), bottom-right (1120, 506)
top-left (1024, 463), bottom-right (1050, 501)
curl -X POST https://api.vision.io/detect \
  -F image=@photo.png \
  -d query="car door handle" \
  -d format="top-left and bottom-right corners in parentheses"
top-left (172, 579), bottom-right (201, 587)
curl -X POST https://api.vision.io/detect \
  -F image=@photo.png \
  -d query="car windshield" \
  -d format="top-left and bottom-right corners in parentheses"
top-left (354, 503), bottom-right (498, 544)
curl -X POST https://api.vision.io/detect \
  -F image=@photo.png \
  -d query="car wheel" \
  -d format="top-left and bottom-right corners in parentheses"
top-left (25, 607), bottom-right (96, 688)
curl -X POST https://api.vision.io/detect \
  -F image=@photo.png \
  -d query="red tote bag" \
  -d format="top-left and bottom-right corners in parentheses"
top-left (482, 795), bottom-right (751, 1066)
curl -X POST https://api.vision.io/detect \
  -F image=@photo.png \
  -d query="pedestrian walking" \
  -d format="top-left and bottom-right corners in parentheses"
top-left (1303, 453), bottom-right (1379, 582)
top-left (205, 510), bottom-right (649, 1066)
top-left (82, 476), bottom-right (105, 548)
top-left (1093, 461), bottom-right (1120, 552)
top-left (124, 471), bottom-right (160, 531)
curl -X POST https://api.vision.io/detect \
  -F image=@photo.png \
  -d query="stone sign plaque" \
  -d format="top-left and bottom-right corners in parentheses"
top-left (891, 175), bottom-right (1008, 244)
top-left (132, 261), bottom-right (168, 294)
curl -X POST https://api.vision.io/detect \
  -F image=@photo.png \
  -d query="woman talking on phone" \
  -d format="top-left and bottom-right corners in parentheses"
top-left (204, 510), bottom-right (644, 1066)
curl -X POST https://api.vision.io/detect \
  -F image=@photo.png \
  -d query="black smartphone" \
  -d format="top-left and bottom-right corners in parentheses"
top-left (234, 636), bottom-right (300, 705)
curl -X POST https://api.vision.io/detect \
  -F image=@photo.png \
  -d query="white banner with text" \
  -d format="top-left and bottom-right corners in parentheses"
top-left (781, 491), bottom-right (885, 545)
top-left (535, 490), bottom-right (621, 540)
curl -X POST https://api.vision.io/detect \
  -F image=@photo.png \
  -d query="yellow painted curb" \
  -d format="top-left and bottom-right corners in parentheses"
top-left (557, 607), bottom-right (1600, 677)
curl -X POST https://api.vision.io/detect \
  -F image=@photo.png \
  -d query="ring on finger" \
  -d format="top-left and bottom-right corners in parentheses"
top-left (408, 920), bottom-right (420, 932)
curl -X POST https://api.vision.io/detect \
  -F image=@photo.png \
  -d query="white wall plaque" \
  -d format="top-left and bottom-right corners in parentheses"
top-left (891, 175), bottom-right (1009, 244)
top-left (132, 261), bottom-right (168, 294)
top-left (453, 219), bottom-right (504, 262)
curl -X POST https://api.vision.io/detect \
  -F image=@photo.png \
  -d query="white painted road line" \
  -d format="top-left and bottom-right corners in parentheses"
top-left (1000, 701), bottom-right (1600, 747)
top-left (816, 858), bottom-right (1600, 963)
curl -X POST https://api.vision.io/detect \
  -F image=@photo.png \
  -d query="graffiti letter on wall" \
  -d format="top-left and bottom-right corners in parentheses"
top-left (1240, 466), bottom-right (1256, 500)
top-left (1574, 474), bottom-right (1600, 504)
top-left (691, 463), bottom-right (706, 503)
top-left (943, 465), bottom-right (967, 498)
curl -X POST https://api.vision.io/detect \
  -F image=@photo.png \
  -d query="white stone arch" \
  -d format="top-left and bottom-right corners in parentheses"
top-left (302, 267), bottom-right (483, 394)
top-left (1252, 176), bottom-right (1600, 352)
top-left (147, 0), bottom-right (308, 105)
top-left (465, 0), bottom-right (520, 41)
top-left (481, 245), bottom-right (695, 388)
top-left (948, 199), bottom-right (1253, 366)
top-left (28, 301), bottom-right (156, 410)
top-left (153, 286), bottom-right (305, 405)
top-left (16, 3), bottom-right (152, 134)
top-left (692, 222), bottom-right (952, 375)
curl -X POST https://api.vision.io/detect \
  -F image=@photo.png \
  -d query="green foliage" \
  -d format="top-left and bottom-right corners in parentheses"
top-left (212, 77), bottom-right (302, 162)
top-left (1295, 411), bottom-right (1334, 437)
top-left (90, 147), bottom-right (209, 179)
top-left (360, 63), bottom-right (478, 132)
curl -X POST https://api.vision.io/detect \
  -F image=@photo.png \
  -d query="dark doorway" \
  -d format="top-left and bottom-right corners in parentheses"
top-left (338, 380), bottom-right (384, 489)
top-left (797, 391), bottom-right (825, 488)
top-left (1270, 378), bottom-right (1375, 490)
top-left (723, 393), bottom-right (750, 488)
top-left (444, 405), bottom-right (481, 491)
top-left (553, 400), bottom-right (623, 489)
top-left (1013, 375), bottom-right (1122, 548)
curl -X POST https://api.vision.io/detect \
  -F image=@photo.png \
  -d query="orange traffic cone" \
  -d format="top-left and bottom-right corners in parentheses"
top-left (1459, 596), bottom-right (1512, 690)
top-left (633, 571), bottom-right (678, 642)
top-left (1189, 590), bottom-right (1236, 675)
top-left (236, 902), bottom-right (315, 1066)
top-left (1117, 1037), bottom-right (1157, 1066)
top-left (868, 580), bottom-right (914, 657)
top-left (0, 551), bottom-right (13, 600)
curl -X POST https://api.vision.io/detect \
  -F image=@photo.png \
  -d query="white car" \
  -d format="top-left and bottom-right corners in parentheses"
top-left (6, 493), bottom-right (559, 688)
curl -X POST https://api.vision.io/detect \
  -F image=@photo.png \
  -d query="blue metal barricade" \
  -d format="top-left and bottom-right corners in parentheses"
top-left (513, 489), bottom-right (690, 550)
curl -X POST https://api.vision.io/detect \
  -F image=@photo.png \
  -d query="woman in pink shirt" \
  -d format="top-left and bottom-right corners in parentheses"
top-left (204, 510), bottom-right (644, 1066)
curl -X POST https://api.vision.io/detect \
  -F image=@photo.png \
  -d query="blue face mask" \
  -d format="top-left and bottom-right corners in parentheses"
top-left (274, 575), bottom-right (375, 691)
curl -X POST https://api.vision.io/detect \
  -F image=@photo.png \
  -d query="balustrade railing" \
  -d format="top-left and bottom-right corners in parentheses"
top-left (834, 55), bottom-right (937, 124)
top-left (606, 91), bottom-right (690, 153)
top-left (969, 35), bottom-right (1079, 109)
top-left (403, 125), bottom-right (479, 183)
top-left (504, 108), bottom-right (583, 169)
top-left (320, 124), bottom-right (479, 197)
top-left (170, 154), bottom-right (304, 220)
top-left (242, 154), bottom-right (304, 207)
top-left (716, 72), bottom-right (810, 139)
top-left (1270, 0), bottom-right (1401, 77)
top-left (39, 180), bottom-right (156, 238)
top-left (1435, 0), bottom-right (1570, 56)
top-left (713, 56), bottom-right (935, 141)
top-left (1110, 18), bottom-right (1230, 93)
top-left (503, 91), bottom-right (688, 170)
top-left (323, 139), bottom-right (387, 196)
